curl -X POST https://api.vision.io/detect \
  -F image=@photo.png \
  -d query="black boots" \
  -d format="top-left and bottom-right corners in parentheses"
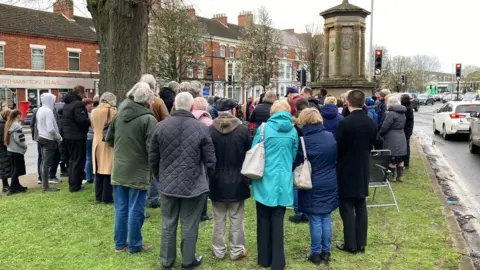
top-left (396, 167), bottom-right (404, 182)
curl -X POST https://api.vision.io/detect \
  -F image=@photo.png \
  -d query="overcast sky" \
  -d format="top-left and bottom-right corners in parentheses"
top-left (3, 0), bottom-right (478, 73)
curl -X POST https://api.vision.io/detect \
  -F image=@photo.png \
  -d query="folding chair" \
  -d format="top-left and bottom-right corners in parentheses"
top-left (368, 149), bottom-right (400, 212)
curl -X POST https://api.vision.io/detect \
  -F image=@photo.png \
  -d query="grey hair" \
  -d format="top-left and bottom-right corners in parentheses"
top-left (190, 81), bottom-right (203, 97)
top-left (131, 82), bottom-right (155, 105)
top-left (100, 92), bottom-right (117, 107)
top-left (179, 82), bottom-right (191, 93)
top-left (168, 81), bottom-right (180, 93)
top-left (175, 92), bottom-right (194, 111)
top-left (139, 74), bottom-right (157, 90)
top-left (263, 90), bottom-right (277, 103)
top-left (387, 95), bottom-right (401, 109)
top-left (218, 110), bottom-right (232, 116)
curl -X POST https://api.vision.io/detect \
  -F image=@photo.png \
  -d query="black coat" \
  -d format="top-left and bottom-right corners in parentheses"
top-left (61, 92), bottom-right (90, 140)
top-left (159, 87), bottom-right (176, 113)
top-left (0, 118), bottom-right (12, 179)
top-left (209, 115), bottom-right (252, 202)
top-left (249, 101), bottom-right (273, 128)
top-left (404, 104), bottom-right (414, 139)
top-left (149, 110), bottom-right (216, 198)
top-left (336, 110), bottom-right (377, 199)
top-left (307, 97), bottom-right (320, 110)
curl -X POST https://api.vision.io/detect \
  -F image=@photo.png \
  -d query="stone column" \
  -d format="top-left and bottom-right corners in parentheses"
top-left (334, 25), bottom-right (342, 77)
top-left (360, 27), bottom-right (366, 78)
top-left (353, 25), bottom-right (360, 77)
top-left (323, 26), bottom-right (330, 79)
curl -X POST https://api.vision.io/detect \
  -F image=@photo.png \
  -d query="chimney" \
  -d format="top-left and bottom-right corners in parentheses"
top-left (238, 11), bottom-right (253, 27)
top-left (283, 29), bottom-right (295, 34)
top-left (53, 0), bottom-right (74, 19)
top-left (213, 13), bottom-right (227, 25)
top-left (185, 5), bottom-right (195, 17)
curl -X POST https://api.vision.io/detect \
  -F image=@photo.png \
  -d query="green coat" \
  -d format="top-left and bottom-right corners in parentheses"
top-left (106, 99), bottom-right (157, 190)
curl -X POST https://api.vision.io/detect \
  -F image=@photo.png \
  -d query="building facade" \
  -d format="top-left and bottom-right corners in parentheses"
top-left (0, 1), bottom-right (99, 106)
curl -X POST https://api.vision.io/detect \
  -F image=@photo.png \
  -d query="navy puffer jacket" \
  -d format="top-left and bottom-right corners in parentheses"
top-left (321, 104), bottom-right (343, 138)
top-left (294, 123), bottom-right (339, 215)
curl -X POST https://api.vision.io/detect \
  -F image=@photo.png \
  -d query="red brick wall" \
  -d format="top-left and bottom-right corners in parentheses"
top-left (203, 40), bottom-right (226, 80)
top-left (0, 32), bottom-right (99, 76)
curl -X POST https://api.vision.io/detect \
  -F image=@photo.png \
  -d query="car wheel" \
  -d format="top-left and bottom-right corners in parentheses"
top-left (469, 132), bottom-right (480, 154)
top-left (433, 121), bottom-right (440, 135)
top-left (443, 125), bottom-right (451, 140)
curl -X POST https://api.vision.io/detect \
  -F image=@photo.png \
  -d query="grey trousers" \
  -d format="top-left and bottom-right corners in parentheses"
top-left (212, 200), bottom-right (246, 259)
top-left (38, 137), bottom-right (57, 190)
top-left (160, 194), bottom-right (205, 267)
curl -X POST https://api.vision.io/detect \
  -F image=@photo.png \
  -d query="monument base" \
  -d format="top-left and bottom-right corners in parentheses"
top-left (310, 78), bottom-right (376, 98)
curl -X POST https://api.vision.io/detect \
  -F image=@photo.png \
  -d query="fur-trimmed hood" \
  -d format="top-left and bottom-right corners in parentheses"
top-left (212, 114), bottom-right (242, 134)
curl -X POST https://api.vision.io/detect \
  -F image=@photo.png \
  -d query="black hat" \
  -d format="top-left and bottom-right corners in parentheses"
top-left (216, 98), bottom-right (238, 112)
top-left (285, 87), bottom-right (298, 97)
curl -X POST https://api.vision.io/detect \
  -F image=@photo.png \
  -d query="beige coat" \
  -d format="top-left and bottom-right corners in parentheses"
top-left (91, 103), bottom-right (117, 175)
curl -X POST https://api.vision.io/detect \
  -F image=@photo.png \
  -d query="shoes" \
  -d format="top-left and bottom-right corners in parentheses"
top-left (232, 248), bottom-right (247, 261)
top-left (37, 179), bottom-right (42, 184)
top-left (181, 255), bottom-right (203, 269)
top-left (336, 243), bottom-right (357, 254)
top-left (396, 177), bottom-right (403, 183)
top-left (147, 201), bottom-right (161, 209)
top-left (2, 186), bottom-right (9, 193)
top-left (320, 252), bottom-right (331, 262)
top-left (60, 171), bottom-right (68, 177)
top-left (200, 215), bottom-right (212, 222)
top-left (85, 180), bottom-right (94, 184)
top-left (145, 213), bottom-right (151, 219)
top-left (289, 214), bottom-right (309, 224)
top-left (49, 177), bottom-right (62, 184)
top-left (115, 245), bottom-right (128, 253)
top-left (357, 246), bottom-right (365, 253)
top-left (6, 188), bottom-right (21, 196)
top-left (71, 186), bottom-right (86, 193)
top-left (128, 243), bottom-right (153, 254)
top-left (43, 187), bottom-right (60, 192)
top-left (307, 253), bottom-right (322, 265)
top-left (19, 186), bottom-right (28, 192)
top-left (301, 214), bottom-right (309, 222)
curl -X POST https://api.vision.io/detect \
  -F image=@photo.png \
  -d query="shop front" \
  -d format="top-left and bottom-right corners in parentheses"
top-left (0, 75), bottom-right (98, 106)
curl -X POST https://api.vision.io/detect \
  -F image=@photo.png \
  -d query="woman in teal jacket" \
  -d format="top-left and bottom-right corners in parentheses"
top-left (251, 100), bottom-right (298, 270)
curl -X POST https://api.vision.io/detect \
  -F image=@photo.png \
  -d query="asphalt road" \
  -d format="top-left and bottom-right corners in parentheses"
top-left (414, 102), bottom-right (480, 201)
top-left (24, 130), bottom-right (38, 175)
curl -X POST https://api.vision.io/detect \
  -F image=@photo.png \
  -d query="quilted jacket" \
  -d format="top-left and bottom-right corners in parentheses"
top-left (0, 116), bottom-right (12, 179)
top-left (149, 110), bottom-right (216, 198)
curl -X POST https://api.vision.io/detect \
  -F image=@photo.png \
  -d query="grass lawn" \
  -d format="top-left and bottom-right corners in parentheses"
top-left (0, 157), bottom-right (459, 270)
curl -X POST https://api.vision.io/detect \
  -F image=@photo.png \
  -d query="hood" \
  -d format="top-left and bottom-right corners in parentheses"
top-left (191, 110), bottom-right (212, 120)
top-left (9, 122), bottom-right (22, 132)
top-left (365, 98), bottom-right (375, 106)
top-left (389, 105), bottom-right (407, 114)
top-left (301, 123), bottom-right (326, 136)
top-left (63, 92), bottom-right (82, 104)
top-left (213, 115), bottom-right (242, 134)
top-left (121, 100), bottom-right (154, 122)
top-left (40, 93), bottom-right (56, 110)
top-left (268, 111), bottom-right (294, 133)
top-left (321, 104), bottom-right (339, 120)
top-left (160, 87), bottom-right (175, 98)
top-left (308, 97), bottom-right (319, 106)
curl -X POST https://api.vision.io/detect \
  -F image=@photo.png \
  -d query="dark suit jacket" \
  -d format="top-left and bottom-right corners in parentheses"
top-left (336, 110), bottom-right (377, 199)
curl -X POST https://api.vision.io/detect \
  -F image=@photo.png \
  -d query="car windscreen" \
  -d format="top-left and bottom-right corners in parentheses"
top-left (455, 104), bottom-right (480, 114)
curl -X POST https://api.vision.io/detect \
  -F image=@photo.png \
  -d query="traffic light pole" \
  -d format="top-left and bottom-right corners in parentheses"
top-left (456, 79), bottom-right (460, 101)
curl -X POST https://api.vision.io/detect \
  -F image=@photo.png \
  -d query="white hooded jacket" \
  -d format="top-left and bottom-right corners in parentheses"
top-left (37, 93), bottom-right (62, 142)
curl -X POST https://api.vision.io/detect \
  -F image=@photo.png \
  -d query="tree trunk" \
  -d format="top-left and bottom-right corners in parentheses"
top-left (87, 0), bottom-right (151, 99)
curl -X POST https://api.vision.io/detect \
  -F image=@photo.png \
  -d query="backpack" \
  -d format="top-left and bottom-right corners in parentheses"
top-left (368, 107), bottom-right (379, 124)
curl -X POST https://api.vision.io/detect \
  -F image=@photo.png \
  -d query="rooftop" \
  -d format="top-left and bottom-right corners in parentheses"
top-left (320, 0), bottom-right (371, 18)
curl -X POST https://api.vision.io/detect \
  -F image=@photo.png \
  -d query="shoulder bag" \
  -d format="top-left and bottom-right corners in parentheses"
top-left (294, 137), bottom-right (312, 190)
top-left (241, 123), bottom-right (265, 180)
top-left (102, 107), bottom-right (111, 142)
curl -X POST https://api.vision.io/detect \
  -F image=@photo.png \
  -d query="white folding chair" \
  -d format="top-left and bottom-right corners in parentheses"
top-left (368, 150), bottom-right (400, 212)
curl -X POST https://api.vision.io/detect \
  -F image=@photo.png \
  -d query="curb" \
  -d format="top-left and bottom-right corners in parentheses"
top-left (415, 136), bottom-right (475, 270)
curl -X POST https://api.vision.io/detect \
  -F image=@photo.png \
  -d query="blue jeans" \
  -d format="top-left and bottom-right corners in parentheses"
top-left (293, 188), bottom-right (302, 216)
top-left (85, 139), bottom-right (94, 181)
top-left (113, 185), bottom-right (147, 253)
top-left (405, 138), bottom-right (411, 167)
top-left (308, 213), bottom-right (332, 255)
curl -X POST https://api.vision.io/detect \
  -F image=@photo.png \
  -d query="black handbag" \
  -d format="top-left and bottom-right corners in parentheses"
top-left (102, 108), bottom-right (111, 142)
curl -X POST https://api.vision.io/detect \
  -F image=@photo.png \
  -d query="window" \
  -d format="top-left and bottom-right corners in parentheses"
top-left (286, 64), bottom-right (292, 81)
top-left (230, 47), bottom-right (235, 58)
top-left (227, 63), bottom-right (233, 76)
top-left (31, 48), bottom-right (45, 70)
top-left (0, 46), bottom-right (3, 68)
top-left (187, 64), bottom-right (193, 78)
top-left (283, 48), bottom-right (289, 58)
top-left (68, 52), bottom-right (80, 71)
top-left (280, 85), bottom-right (285, 97)
top-left (198, 65), bottom-right (204, 79)
top-left (278, 63), bottom-right (285, 79)
top-left (220, 45), bottom-right (226, 58)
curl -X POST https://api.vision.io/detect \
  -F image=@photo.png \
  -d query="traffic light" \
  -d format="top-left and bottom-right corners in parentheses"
top-left (296, 70), bottom-right (301, 82)
top-left (401, 74), bottom-right (406, 86)
top-left (227, 74), bottom-right (233, 85)
top-left (374, 50), bottom-right (383, 76)
top-left (455, 63), bottom-right (462, 80)
top-left (301, 69), bottom-right (307, 87)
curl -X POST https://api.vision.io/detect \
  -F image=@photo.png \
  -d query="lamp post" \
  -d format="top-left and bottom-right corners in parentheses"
top-left (368, 0), bottom-right (374, 82)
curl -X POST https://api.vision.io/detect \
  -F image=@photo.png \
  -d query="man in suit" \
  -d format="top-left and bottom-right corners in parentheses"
top-left (335, 89), bottom-right (377, 254)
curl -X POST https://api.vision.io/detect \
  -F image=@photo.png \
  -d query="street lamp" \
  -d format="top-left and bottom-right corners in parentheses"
top-left (368, 0), bottom-right (374, 82)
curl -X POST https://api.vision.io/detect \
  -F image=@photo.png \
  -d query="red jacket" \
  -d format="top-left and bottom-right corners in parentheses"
top-left (289, 95), bottom-right (301, 115)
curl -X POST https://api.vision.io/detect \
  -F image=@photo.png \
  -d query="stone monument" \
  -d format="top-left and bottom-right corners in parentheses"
top-left (311, 0), bottom-right (375, 97)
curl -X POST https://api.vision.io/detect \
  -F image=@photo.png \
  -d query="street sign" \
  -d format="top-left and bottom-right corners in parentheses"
top-left (375, 69), bottom-right (381, 75)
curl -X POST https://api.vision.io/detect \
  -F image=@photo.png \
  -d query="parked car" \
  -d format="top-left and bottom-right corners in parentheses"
top-left (433, 101), bottom-right (480, 140)
top-left (442, 94), bottom-right (463, 103)
top-left (469, 111), bottom-right (480, 154)
top-left (398, 93), bottom-right (420, 112)
top-left (462, 92), bottom-right (480, 102)
top-left (418, 94), bottom-right (435, 105)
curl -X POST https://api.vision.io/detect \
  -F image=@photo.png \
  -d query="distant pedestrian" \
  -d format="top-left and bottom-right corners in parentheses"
top-left (192, 97), bottom-right (213, 127)
top-left (375, 89), bottom-right (391, 123)
top-left (139, 74), bottom-right (170, 122)
top-left (401, 94), bottom-right (414, 169)
top-left (159, 81), bottom-right (179, 113)
top-left (318, 88), bottom-right (328, 105)
top-left (209, 98), bottom-right (251, 260)
top-left (321, 96), bottom-right (343, 137)
top-left (84, 98), bottom-right (94, 184)
top-left (336, 90), bottom-right (377, 254)
top-left (249, 90), bottom-right (276, 129)
top-left (91, 92), bottom-right (117, 203)
top-left (0, 109), bottom-right (12, 193)
top-left (286, 87), bottom-right (301, 115)
top-left (241, 96), bottom-right (254, 121)
top-left (62, 85), bottom-right (91, 192)
top-left (149, 92), bottom-right (216, 269)
top-left (4, 110), bottom-right (27, 195)
top-left (300, 87), bottom-right (320, 110)
top-left (106, 83), bottom-right (157, 254)
top-left (37, 93), bottom-right (63, 192)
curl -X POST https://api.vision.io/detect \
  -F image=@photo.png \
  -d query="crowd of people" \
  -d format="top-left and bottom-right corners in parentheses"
top-left (0, 77), bottom-right (414, 269)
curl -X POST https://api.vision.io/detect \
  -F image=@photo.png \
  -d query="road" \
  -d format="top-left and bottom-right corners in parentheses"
top-left (414, 102), bottom-right (480, 203)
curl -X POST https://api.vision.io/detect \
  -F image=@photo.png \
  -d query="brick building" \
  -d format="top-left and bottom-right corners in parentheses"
top-left (0, 1), bottom-right (99, 107)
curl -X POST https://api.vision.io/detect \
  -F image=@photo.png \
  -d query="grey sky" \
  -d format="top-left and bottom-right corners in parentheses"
top-left (3, 0), bottom-right (478, 73)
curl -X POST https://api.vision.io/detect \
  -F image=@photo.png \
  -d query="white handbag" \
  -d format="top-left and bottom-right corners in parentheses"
top-left (294, 137), bottom-right (312, 190)
top-left (241, 123), bottom-right (265, 180)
